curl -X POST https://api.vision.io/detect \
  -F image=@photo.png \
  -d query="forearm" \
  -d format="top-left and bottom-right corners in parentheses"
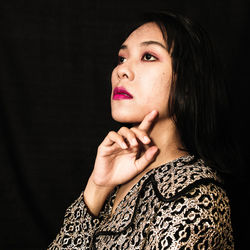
top-left (83, 175), bottom-right (115, 216)
top-left (48, 190), bottom-right (102, 249)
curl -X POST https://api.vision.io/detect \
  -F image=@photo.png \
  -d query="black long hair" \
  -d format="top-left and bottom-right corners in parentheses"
top-left (117, 10), bottom-right (238, 174)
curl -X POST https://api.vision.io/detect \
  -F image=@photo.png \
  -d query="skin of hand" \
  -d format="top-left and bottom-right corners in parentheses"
top-left (83, 110), bottom-right (159, 216)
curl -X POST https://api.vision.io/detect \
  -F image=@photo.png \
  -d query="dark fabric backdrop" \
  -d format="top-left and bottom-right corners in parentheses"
top-left (0, 0), bottom-right (249, 249)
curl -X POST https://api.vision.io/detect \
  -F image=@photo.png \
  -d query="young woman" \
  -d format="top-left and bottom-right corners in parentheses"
top-left (48, 10), bottom-right (234, 249)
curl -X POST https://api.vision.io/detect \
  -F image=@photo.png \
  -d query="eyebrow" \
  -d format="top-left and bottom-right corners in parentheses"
top-left (120, 40), bottom-right (167, 50)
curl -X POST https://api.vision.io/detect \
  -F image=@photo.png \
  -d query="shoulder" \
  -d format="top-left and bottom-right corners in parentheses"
top-left (146, 156), bottom-right (234, 248)
top-left (148, 181), bottom-right (234, 249)
top-left (152, 155), bottom-right (223, 201)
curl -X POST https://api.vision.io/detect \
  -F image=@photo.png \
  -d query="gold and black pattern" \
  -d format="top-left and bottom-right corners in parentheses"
top-left (48, 155), bottom-right (234, 249)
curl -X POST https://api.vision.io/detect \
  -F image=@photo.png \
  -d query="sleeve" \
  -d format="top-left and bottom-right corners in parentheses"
top-left (47, 192), bottom-right (102, 250)
top-left (144, 183), bottom-right (234, 249)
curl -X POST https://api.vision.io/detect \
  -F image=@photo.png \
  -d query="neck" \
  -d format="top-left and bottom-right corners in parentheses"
top-left (146, 117), bottom-right (187, 169)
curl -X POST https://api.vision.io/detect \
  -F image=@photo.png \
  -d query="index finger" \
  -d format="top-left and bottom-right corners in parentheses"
top-left (138, 110), bottom-right (158, 131)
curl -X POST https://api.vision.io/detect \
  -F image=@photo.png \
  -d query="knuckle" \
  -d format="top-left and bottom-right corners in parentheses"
top-left (128, 130), bottom-right (136, 137)
top-left (130, 127), bottom-right (139, 134)
top-left (118, 126), bottom-right (128, 133)
top-left (115, 132), bottom-right (124, 141)
top-left (97, 144), bottom-right (103, 152)
top-left (119, 126), bottom-right (134, 137)
top-left (130, 127), bottom-right (137, 132)
top-left (108, 130), bottom-right (115, 136)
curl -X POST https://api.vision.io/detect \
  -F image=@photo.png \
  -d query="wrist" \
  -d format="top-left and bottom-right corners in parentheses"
top-left (88, 173), bottom-right (116, 192)
top-left (83, 176), bottom-right (115, 216)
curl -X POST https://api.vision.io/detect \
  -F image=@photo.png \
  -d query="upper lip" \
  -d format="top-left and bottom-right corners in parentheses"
top-left (113, 87), bottom-right (133, 98)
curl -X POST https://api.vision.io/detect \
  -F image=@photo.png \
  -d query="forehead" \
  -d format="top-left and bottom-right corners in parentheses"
top-left (122, 22), bottom-right (165, 46)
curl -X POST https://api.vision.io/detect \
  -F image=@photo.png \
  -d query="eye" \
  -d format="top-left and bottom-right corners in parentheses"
top-left (118, 56), bottom-right (126, 64)
top-left (142, 53), bottom-right (157, 61)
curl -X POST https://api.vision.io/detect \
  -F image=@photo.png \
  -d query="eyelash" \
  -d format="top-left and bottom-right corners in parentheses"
top-left (118, 53), bottom-right (158, 64)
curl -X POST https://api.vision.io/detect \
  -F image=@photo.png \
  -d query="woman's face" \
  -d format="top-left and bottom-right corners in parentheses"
top-left (111, 22), bottom-right (173, 123)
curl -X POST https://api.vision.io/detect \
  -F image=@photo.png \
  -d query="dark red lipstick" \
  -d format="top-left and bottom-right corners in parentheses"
top-left (113, 87), bottom-right (133, 100)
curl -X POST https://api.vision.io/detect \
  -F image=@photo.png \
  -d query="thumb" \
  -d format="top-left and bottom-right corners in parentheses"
top-left (134, 146), bottom-right (158, 173)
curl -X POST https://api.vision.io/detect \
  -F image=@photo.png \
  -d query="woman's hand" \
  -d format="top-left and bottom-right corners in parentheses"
top-left (92, 110), bottom-right (159, 188)
top-left (84, 110), bottom-right (159, 216)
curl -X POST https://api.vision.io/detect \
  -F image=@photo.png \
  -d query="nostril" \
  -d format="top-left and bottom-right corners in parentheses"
top-left (118, 70), bottom-right (129, 79)
top-left (122, 73), bottom-right (129, 78)
top-left (117, 64), bottom-right (134, 81)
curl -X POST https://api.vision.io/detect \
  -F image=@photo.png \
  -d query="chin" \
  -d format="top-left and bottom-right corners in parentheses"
top-left (111, 109), bottom-right (144, 124)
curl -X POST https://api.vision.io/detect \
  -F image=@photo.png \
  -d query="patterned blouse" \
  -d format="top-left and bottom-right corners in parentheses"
top-left (48, 155), bottom-right (234, 249)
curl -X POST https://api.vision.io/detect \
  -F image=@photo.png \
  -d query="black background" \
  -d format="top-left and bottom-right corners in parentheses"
top-left (0, 0), bottom-right (249, 249)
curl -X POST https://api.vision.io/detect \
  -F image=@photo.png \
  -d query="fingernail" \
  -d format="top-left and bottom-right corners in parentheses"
top-left (121, 142), bottom-right (127, 149)
top-left (143, 136), bottom-right (150, 143)
top-left (149, 110), bottom-right (157, 118)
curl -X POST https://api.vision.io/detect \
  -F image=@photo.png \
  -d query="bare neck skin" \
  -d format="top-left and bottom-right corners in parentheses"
top-left (145, 117), bottom-right (187, 170)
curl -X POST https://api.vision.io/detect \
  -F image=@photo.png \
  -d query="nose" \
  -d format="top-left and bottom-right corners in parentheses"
top-left (117, 63), bottom-right (135, 81)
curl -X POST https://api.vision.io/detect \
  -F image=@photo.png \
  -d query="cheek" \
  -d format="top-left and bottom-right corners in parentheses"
top-left (140, 70), bottom-right (172, 101)
top-left (137, 70), bottom-right (172, 117)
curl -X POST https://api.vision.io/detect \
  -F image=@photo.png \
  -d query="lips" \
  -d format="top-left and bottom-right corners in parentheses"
top-left (113, 87), bottom-right (133, 100)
